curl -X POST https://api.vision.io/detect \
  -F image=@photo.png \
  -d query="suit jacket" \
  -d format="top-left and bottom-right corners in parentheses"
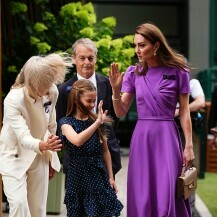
top-left (0, 84), bottom-right (61, 180)
top-left (56, 73), bottom-right (122, 174)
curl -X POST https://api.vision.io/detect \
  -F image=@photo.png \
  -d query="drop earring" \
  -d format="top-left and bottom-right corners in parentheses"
top-left (153, 48), bottom-right (158, 56)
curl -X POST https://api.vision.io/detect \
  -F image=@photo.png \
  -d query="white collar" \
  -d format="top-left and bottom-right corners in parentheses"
top-left (77, 72), bottom-right (97, 88)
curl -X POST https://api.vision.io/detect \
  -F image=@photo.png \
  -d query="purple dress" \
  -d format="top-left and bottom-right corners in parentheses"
top-left (122, 66), bottom-right (192, 217)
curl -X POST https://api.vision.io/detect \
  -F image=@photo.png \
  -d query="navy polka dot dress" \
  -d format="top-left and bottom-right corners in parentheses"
top-left (59, 117), bottom-right (123, 217)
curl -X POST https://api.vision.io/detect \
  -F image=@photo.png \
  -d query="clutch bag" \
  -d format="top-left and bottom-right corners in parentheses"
top-left (176, 166), bottom-right (197, 200)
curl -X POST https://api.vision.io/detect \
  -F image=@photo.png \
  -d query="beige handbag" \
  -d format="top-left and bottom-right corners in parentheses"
top-left (176, 166), bottom-right (197, 200)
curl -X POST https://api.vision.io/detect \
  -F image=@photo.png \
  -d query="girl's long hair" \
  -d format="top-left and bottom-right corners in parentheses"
top-left (66, 79), bottom-right (104, 141)
top-left (135, 23), bottom-right (190, 75)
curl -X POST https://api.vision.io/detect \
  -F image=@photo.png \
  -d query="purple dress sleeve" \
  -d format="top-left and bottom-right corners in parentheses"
top-left (121, 66), bottom-right (136, 94)
top-left (177, 69), bottom-right (190, 94)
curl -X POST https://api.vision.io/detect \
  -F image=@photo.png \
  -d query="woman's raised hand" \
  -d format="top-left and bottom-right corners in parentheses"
top-left (109, 63), bottom-right (125, 91)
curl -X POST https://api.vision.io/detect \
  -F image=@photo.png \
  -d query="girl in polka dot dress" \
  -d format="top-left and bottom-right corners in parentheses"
top-left (58, 79), bottom-right (123, 217)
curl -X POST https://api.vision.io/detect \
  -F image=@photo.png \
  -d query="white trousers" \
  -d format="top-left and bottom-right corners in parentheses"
top-left (2, 154), bottom-right (49, 217)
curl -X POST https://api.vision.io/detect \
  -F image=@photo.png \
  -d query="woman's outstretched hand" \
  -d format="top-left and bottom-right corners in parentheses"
top-left (109, 63), bottom-right (125, 91)
top-left (39, 134), bottom-right (62, 152)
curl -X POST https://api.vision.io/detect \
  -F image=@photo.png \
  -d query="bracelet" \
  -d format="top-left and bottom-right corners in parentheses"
top-left (112, 95), bottom-right (120, 101)
top-left (96, 119), bottom-right (103, 125)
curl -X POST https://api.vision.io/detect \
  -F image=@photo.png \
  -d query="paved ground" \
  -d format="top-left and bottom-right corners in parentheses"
top-left (2, 148), bottom-right (213, 217)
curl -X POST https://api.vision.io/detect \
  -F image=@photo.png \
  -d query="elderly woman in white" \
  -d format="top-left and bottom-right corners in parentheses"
top-left (0, 54), bottom-right (68, 217)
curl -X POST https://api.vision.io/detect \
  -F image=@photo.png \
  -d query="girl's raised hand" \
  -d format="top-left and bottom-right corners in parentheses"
top-left (109, 63), bottom-right (125, 91)
top-left (96, 100), bottom-right (108, 124)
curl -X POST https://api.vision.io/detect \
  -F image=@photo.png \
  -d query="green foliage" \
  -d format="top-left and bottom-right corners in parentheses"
top-left (3, 1), bottom-right (135, 92)
top-left (7, 65), bottom-right (18, 73)
top-left (33, 22), bottom-right (48, 32)
top-left (10, 1), bottom-right (27, 15)
top-left (2, 1), bottom-right (136, 162)
top-left (36, 42), bottom-right (51, 53)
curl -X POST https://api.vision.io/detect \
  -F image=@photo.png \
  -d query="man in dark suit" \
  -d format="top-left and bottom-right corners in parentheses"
top-left (56, 38), bottom-right (121, 176)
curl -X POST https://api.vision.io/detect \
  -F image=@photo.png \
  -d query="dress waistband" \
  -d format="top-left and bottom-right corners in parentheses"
top-left (138, 116), bottom-right (174, 121)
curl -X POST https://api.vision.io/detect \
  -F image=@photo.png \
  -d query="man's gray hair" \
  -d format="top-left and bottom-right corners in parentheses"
top-left (72, 38), bottom-right (98, 57)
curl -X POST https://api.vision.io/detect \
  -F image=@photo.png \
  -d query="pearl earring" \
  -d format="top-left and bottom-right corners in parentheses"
top-left (153, 48), bottom-right (158, 56)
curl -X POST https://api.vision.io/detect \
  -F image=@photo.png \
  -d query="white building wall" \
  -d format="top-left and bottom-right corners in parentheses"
top-left (189, 0), bottom-right (210, 77)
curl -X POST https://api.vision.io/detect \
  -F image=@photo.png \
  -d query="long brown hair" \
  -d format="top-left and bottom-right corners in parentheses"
top-left (66, 79), bottom-right (104, 140)
top-left (135, 23), bottom-right (190, 75)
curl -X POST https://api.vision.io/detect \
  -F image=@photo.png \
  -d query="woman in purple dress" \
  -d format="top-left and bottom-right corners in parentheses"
top-left (109, 23), bottom-right (195, 217)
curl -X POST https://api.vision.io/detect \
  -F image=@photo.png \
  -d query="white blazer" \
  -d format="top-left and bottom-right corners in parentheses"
top-left (0, 84), bottom-right (61, 180)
